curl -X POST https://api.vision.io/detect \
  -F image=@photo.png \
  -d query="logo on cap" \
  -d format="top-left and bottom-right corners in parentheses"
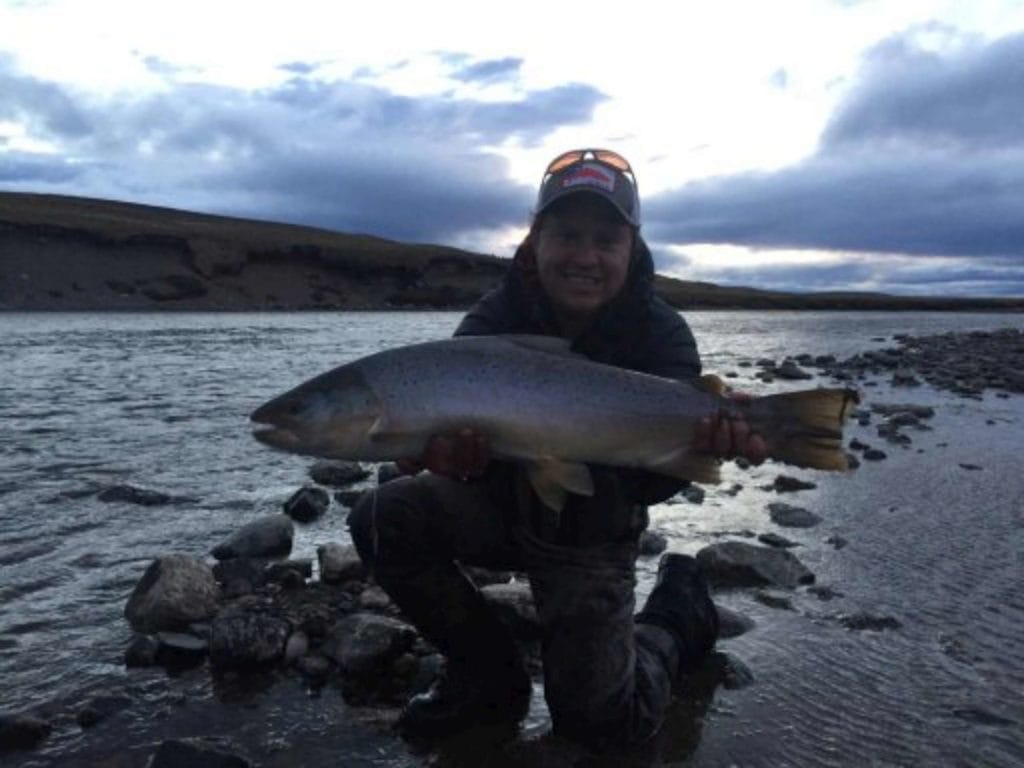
top-left (561, 162), bottom-right (616, 193)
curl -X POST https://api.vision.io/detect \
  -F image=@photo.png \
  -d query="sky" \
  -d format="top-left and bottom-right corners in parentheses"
top-left (2, 0), bottom-right (1024, 296)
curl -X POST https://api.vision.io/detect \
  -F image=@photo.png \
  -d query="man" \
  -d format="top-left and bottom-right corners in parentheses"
top-left (347, 148), bottom-right (764, 750)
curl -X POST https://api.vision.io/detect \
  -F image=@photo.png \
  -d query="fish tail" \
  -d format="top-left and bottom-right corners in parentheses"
top-left (745, 388), bottom-right (860, 471)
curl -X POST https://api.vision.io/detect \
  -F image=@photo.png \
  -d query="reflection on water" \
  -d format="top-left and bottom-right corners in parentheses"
top-left (2, 310), bottom-right (1024, 767)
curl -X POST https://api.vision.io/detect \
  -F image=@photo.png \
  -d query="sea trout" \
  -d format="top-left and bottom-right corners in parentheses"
top-left (251, 335), bottom-right (858, 510)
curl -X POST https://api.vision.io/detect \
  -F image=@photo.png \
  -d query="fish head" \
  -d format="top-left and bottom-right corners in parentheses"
top-left (250, 364), bottom-right (381, 458)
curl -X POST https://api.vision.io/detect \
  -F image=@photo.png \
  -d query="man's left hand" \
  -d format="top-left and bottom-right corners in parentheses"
top-left (693, 392), bottom-right (767, 464)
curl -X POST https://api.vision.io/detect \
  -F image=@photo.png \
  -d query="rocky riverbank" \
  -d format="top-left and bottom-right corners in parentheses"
top-left (3, 327), bottom-right (1021, 766)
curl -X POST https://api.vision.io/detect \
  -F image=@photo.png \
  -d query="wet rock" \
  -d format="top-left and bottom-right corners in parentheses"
top-left (125, 633), bottom-right (161, 667)
top-left (317, 543), bottom-right (366, 584)
top-left (862, 448), bottom-right (887, 461)
top-left (211, 557), bottom-right (267, 590)
top-left (284, 631), bottom-right (309, 663)
top-left (807, 584), bottom-right (843, 601)
top-left (209, 612), bottom-right (291, 668)
top-left (295, 653), bottom-right (332, 685)
top-left (826, 535), bottom-right (848, 550)
top-left (717, 652), bottom-right (756, 690)
top-left (681, 485), bottom-right (705, 504)
top-left (359, 585), bottom-right (393, 611)
top-left (870, 403), bottom-right (935, 419)
top-left (309, 460), bottom-right (370, 487)
top-left (0, 713), bottom-right (51, 752)
top-left (156, 631), bottom-right (209, 668)
top-left (770, 475), bottom-right (817, 493)
top-left (265, 559), bottom-right (312, 586)
top-left (211, 514), bottom-right (293, 560)
top-left (322, 613), bottom-right (417, 678)
top-left (845, 452), bottom-right (861, 469)
top-left (97, 484), bottom-right (172, 506)
top-left (482, 581), bottom-right (540, 640)
top-left (754, 590), bottom-right (794, 610)
top-left (697, 541), bottom-right (815, 589)
top-left (334, 489), bottom-right (365, 508)
top-left (758, 532), bottom-right (798, 549)
top-left (776, 360), bottom-right (812, 380)
top-left (638, 530), bottom-right (668, 556)
top-left (124, 554), bottom-right (219, 633)
top-left (768, 502), bottom-right (822, 529)
top-left (283, 486), bottom-right (330, 523)
top-left (76, 693), bottom-right (132, 728)
top-left (838, 612), bottom-right (902, 631)
top-left (149, 737), bottom-right (252, 767)
top-left (714, 604), bottom-right (755, 638)
top-left (377, 463), bottom-right (403, 484)
top-left (959, 463), bottom-right (982, 471)
top-left (891, 368), bottom-right (920, 386)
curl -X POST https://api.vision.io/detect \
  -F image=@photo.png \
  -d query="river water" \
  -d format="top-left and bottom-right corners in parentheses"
top-left (1, 310), bottom-right (1023, 767)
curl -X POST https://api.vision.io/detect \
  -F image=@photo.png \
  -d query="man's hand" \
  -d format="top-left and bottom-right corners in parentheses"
top-left (396, 428), bottom-right (491, 479)
top-left (693, 392), bottom-right (768, 464)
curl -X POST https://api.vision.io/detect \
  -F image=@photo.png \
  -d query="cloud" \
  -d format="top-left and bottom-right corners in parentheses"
top-left (449, 57), bottom-right (523, 84)
top-left (0, 55), bottom-right (604, 244)
top-left (644, 28), bottom-right (1024, 294)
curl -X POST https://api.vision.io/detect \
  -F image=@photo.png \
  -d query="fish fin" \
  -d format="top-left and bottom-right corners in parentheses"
top-left (500, 335), bottom-right (579, 356)
top-left (694, 374), bottom-right (728, 396)
top-left (527, 459), bottom-right (594, 511)
top-left (745, 388), bottom-right (860, 471)
top-left (648, 449), bottom-right (722, 485)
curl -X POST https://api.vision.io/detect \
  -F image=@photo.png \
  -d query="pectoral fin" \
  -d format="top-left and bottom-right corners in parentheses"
top-left (526, 459), bottom-right (594, 511)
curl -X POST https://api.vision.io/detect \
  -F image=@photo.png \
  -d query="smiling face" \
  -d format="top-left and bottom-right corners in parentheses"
top-left (532, 193), bottom-right (634, 336)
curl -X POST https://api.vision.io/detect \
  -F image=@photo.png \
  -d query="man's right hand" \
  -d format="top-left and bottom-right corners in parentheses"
top-left (396, 428), bottom-right (491, 479)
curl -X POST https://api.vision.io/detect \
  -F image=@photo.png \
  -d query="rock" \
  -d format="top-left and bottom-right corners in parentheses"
top-left (317, 543), bottom-right (366, 584)
top-left (771, 475), bottom-right (817, 493)
top-left (714, 604), bottom-right (755, 638)
top-left (209, 612), bottom-right (291, 668)
top-left (124, 555), bottom-right (219, 633)
top-left (638, 530), bottom-right (668, 556)
top-left (825, 535), bottom-right (848, 550)
top-left (265, 559), bottom-right (313, 586)
top-left (870, 403), bottom-right (934, 419)
top-left (681, 485), bottom-right (705, 504)
top-left (309, 460), bottom-right (370, 487)
top-left (97, 484), bottom-right (172, 506)
top-left (891, 368), bottom-right (920, 386)
top-left (295, 653), bottom-right (332, 684)
top-left (754, 590), bottom-right (794, 610)
top-left (863, 448), bottom-right (887, 461)
top-left (481, 581), bottom-right (540, 640)
top-left (808, 585), bottom-right (843, 601)
top-left (776, 360), bottom-right (812, 380)
top-left (359, 585), bottom-right (393, 611)
top-left (283, 486), bottom-right (330, 523)
top-left (959, 463), bottom-right (982, 471)
top-left (376, 463), bottom-right (403, 484)
top-left (322, 613), bottom-right (417, 677)
top-left (211, 515), bottom-right (293, 560)
top-left (76, 693), bottom-right (132, 728)
top-left (149, 738), bottom-right (252, 767)
top-left (697, 541), bottom-right (815, 589)
top-left (758, 532), bottom-right (798, 549)
top-left (838, 612), bottom-right (902, 631)
top-left (334, 490), bottom-right (365, 508)
top-left (0, 714), bottom-right (51, 752)
top-left (845, 452), bottom-right (861, 469)
top-left (125, 634), bottom-right (160, 667)
top-left (156, 631), bottom-right (209, 668)
top-left (284, 631), bottom-right (309, 663)
top-left (768, 502), bottom-right (822, 529)
top-left (211, 557), bottom-right (267, 590)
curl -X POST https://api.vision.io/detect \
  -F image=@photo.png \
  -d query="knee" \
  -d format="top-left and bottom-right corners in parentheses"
top-left (346, 476), bottom-right (435, 569)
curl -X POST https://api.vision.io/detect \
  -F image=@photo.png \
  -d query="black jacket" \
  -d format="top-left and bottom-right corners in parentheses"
top-left (454, 234), bottom-right (701, 506)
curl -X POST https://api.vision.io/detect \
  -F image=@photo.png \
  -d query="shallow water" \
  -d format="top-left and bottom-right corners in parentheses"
top-left (1, 310), bottom-right (1023, 767)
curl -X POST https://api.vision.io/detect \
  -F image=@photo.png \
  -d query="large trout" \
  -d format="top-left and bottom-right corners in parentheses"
top-left (251, 335), bottom-right (857, 510)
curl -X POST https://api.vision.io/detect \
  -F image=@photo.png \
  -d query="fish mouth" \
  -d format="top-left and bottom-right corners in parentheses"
top-left (251, 424), bottom-right (305, 452)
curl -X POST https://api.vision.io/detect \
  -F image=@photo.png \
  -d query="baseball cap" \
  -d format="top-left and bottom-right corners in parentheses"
top-left (535, 148), bottom-right (640, 227)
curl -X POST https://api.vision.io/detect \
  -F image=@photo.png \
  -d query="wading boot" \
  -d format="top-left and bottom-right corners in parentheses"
top-left (397, 655), bottom-right (531, 739)
top-left (636, 553), bottom-right (719, 676)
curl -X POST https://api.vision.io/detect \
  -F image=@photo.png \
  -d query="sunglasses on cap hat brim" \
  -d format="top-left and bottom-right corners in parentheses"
top-left (538, 148), bottom-right (640, 226)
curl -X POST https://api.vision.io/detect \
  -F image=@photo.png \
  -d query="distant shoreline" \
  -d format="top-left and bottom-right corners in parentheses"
top-left (4, 191), bottom-right (1024, 313)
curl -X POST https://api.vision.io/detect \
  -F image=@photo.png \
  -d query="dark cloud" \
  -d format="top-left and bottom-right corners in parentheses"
top-left (645, 28), bottom-right (1024, 295)
top-left (0, 56), bottom-right (602, 243)
top-left (450, 57), bottom-right (523, 84)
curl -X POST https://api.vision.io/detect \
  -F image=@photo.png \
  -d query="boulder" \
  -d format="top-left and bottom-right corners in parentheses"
top-left (770, 475), bottom-right (817, 493)
top-left (283, 486), bottom-right (330, 523)
top-left (638, 530), bottom-right (668, 556)
top-left (124, 555), bottom-right (219, 633)
top-left (211, 515), bottom-right (293, 560)
top-left (697, 541), bottom-right (815, 589)
top-left (316, 543), bottom-right (366, 584)
top-left (322, 613), bottom-right (417, 677)
top-left (768, 502), bottom-right (822, 529)
top-left (209, 612), bottom-right (291, 668)
top-left (309, 460), bottom-right (370, 487)
top-left (758, 532), bottom-right (798, 549)
top-left (713, 604), bottom-right (755, 638)
top-left (0, 714), bottom-right (51, 753)
top-left (776, 360), bottom-right (812, 380)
